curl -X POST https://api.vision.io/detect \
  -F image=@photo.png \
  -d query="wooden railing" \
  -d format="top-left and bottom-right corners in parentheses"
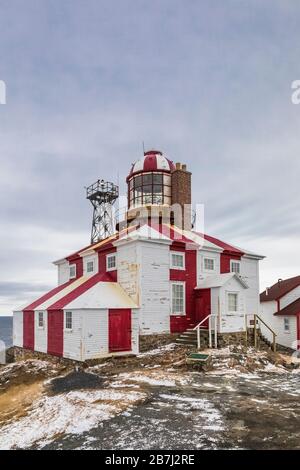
top-left (193, 314), bottom-right (218, 350)
top-left (246, 314), bottom-right (277, 352)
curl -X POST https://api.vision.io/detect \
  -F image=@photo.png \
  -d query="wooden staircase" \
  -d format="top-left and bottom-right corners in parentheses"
top-left (176, 328), bottom-right (212, 349)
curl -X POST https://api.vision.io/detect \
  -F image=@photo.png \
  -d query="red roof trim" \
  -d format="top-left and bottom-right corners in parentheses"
top-left (274, 298), bottom-right (300, 316)
top-left (260, 275), bottom-right (300, 302)
top-left (23, 279), bottom-right (76, 311)
top-left (48, 272), bottom-right (114, 311)
top-left (203, 234), bottom-right (244, 255)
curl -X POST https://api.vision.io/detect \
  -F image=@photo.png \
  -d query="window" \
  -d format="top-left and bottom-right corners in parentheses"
top-left (231, 260), bottom-right (241, 274)
top-left (65, 311), bottom-right (72, 330)
top-left (171, 282), bottom-right (185, 314)
top-left (228, 293), bottom-right (238, 312)
top-left (86, 260), bottom-right (94, 273)
top-left (107, 253), bottom-right (116, 271)
top-left (171, 252), bottom-right (185, 270)
top-left (204, 258), bottom-right (214, 271)
top-left (284, 317), bottom-right (290, 333)
top-left (69, 265), bottom-right (76, 279)
top-left (128, 172), bottom-right (171, 208)
top-left (38, 312), bottom-right (44, 328)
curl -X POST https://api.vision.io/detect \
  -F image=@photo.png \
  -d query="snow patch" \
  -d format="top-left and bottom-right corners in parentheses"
top-left (0, 389), bottom-right (146, 449)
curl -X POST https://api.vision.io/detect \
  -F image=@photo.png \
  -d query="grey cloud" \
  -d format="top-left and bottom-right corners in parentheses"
top-left (0, 0), bottom-right (300, 313)
top-left (0, 282), bottom-right (53, 297)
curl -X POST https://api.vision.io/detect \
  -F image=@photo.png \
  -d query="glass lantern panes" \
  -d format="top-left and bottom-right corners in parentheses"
top-left (129, 172), bottom-right (172, 207)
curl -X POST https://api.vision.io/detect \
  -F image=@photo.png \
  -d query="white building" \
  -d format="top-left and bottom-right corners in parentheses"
top-left (260, 276), bottom-right (300, 350)
top-left (13, 150), bottom-right (264, 361)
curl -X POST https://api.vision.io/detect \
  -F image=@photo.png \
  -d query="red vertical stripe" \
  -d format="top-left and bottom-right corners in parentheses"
top-left (143, 154), bottom-right (157, 172)
top-left (23, 311), bottom-right (34, 350)
top-left (47, 310), bottom-right (63, 356)
top-left (169, 245), bottom-right (197, 333)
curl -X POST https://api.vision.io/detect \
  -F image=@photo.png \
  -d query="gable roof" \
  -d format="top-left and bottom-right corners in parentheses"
top-left (17, 279), bottom-right (77, 312)
top-left (274, 298), bottom-right (300, 316)
top-left (66, 282), bottom-right (138, 309)
top-left (195, 273), bottom-right (249, 289)
top-left (54, 222), bottom-right (265, 264)
top-left (260, 275), bottom-right (300, 302)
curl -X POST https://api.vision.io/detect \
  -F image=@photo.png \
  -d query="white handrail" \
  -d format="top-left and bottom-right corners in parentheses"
top-left (193, 314), bottom-right (218, 350)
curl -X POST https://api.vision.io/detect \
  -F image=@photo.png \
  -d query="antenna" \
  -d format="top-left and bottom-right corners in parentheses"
top-left (142, 141), bottom-right (145, 155)
top-left (86, 179), bottom-right (119, 243)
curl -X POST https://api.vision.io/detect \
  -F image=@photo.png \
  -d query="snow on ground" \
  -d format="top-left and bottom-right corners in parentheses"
top-left (137, 343), bottom-right (177, 357)
top-left (159, 394), bottom-right (225, 432)
top-left (0, 388), bottom-right (146, 450)
top-left (117, 370), bottom-right (191, 387)
top-left (118, 373), bottom-right (176, 387)
top-left (205, 346), bottom-right (292, 376)
top-left (0, 360), bottom-right (50, 377)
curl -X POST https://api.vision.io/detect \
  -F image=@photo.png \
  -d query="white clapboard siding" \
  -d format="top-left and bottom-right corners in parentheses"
top-left (34, 310), bottom-right (47, 353)
top-left (240, 257), bottom-right (260, 316)
top-left (62, 308), bottom-right (138, 361)
top-left (279, 285), bottom-right (300, 310)
top-left (117, 241), bottom-right (140, 305)
top-left (13, 311), bottom-right (23, 347)
top-left (260, 300), bottom-right (298, 349)
top-left (58, 261), bottom-right (69, 285)
top-left (131, 309), bottom-right (140, 354)
top-left (63, 310), bottom-right (84, 361)
top-left (83, 309), bottom-right (108, 360)
top-left (82, 254), bottom-right (98, 277)
top-left (197, 250), bottom-right (221, 282)
top-left (219, 277), bottom-right (246, 333)
top-left (139, 241), bottom-right (170, 334)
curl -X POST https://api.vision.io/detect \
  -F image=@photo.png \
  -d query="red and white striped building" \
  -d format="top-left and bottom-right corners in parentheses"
top-left (13, 150), bottom-right (264, 361)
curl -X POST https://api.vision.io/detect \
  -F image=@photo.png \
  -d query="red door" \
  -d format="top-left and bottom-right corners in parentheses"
top-left (194, 289), bottom-right (211, 328)
top-left (47, 310), bottom-right (63, 356)
top-left (109, 309), bottom-right (131, 352)
top-left (23, 310), bottom-right (34, 350)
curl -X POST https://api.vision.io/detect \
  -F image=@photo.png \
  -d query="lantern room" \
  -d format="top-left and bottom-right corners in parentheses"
top-left (126, 150), bottom-right (175, 209)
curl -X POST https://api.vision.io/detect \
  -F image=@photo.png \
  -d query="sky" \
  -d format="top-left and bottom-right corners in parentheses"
top-left (0, 0), bottom-right (300, 315)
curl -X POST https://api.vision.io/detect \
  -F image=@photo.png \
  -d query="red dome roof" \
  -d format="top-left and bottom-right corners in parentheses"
top-left (127, 150), bottom-right (175, 180)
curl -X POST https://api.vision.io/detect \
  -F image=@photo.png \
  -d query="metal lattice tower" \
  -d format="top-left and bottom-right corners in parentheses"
top-left (86, 179), bottom-right (119, 243)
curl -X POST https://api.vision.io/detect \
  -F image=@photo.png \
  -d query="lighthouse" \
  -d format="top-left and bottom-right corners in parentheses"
top-left (125, 150), bottom-right (192, 231)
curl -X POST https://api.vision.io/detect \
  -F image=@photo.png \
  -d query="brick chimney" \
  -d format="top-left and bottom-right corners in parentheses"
top-left (171, 162), bottom-right (192, 231)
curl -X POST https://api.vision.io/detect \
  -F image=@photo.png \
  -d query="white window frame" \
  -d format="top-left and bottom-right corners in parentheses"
top-left (106, 253), bottom-right (116, 271)
top-left (69, 264), bottom-right (76, 279)
top-left (230, 260), bottom-right (241, 274)
top-left (227, 292), bottom-right (238, 313)
top-left (86, 260), bottom-right (94, 274)
top-left (38, 311), bottom-right (44, 329)
top-left (283, 317), bottom-right (290, 333)
top-left (171, 282), bottom-right (186, 316)
top-left (170, 251), bottom-right (185, 270)
top-left (65, 311), bottom-right (73, 331)
top-left (204, 257), bottom-right (215, 272)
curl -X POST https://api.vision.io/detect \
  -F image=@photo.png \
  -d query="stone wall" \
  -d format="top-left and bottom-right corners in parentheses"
top-left (139, 333), bottom-right (179, 352)
top-left (8, 346), bottom-right (80, 367)
top-left (216, 331), bottom-right (247, 348)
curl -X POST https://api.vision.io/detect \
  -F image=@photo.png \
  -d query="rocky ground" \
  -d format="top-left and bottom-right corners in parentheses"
top-left (0, 343), bottom-right (299, 450)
